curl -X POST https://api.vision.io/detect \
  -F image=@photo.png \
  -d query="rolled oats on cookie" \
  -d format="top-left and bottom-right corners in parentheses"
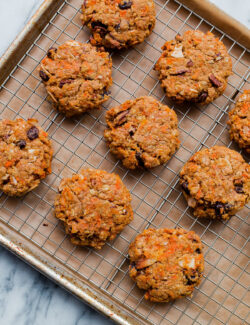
top-left (129, 228), bottom-right (204, 302)
top-left (155, 30), bottom-right (232, 105)
top-left (54, 169), bottom-right (133, 249)
top-left (39, 41), bottom-right (112, 117)
top-left (104, 96), bottom-right (180, 169)
top-left (180, 146), bottom-right (250, 220)
top-left (228, 89), bottom-right (250, 153)
top-left (0, 119), bottom-right (53, 196)
top-left (81, 0), bottom-right (156, 49)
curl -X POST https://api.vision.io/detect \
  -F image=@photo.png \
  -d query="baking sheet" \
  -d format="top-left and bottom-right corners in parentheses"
top-left (0, 0), bottom-right (249, 324)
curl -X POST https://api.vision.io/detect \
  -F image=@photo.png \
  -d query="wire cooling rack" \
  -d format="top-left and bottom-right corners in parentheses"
top-left (0, 0), bottom-right (249, 324)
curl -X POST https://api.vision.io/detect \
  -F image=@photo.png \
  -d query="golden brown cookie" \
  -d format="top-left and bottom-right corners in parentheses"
top-left (54, 169), bottom-right (133, 249)
top-left (180, 146), bottom-right (250, 220)
top-left (104, 96), bottom-right (180, 169)
top-left (155, 30), bottom-right (232, 105)
top-left (39, 41), bottom-right (112, 117)
top-left (0, 119), bottom-right (53, 196)
top-left (228, 90), bottom-right (250, 153)
top-left (81, 0), bottom-right (156, 49)
top-left (129, 228), bottom-right (204, 302)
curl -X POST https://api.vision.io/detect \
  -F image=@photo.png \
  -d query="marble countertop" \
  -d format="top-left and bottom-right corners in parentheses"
top-left (0, 1), bottom-right (249, 325)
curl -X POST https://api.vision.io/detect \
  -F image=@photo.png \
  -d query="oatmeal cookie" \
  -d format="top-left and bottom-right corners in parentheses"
top-left (180, 146), bottom-right (250, 220)
top-left (81, 0), bottom-right (155, 49)
top-left (0, 119), bottom-right (53, 197)
top-left (129, 228), bottom-right (204, 302)
top-left (228, 90), bottom-right (250, 153)
top-left (155, 30), bottom-right (232, 105)
top-left (39, 41), bottom-right (112, 117)
top-left (104, 96), bottom-right (180, 169)
top-left (54, 169), bottom-right (133, 249)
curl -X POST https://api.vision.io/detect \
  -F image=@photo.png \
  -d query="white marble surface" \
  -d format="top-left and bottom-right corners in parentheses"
top-left (0, 0), bottom-right (42, 56)
top-left (0, 246), bottom-right (112, 325)
top-left (0, 1), bottom-right (249, 325)
top-left (210, 0), bottom-right (250, 28)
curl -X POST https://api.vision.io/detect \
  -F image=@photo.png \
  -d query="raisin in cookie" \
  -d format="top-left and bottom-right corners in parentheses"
top-left (129, 228), bottom-right (204, 302)
top-left (104, 96), bottom-right (180, 169)
top-left (0, 119), bottom-right (53, 197)
top-left (180, 146), bottom-right (250, 220)
top-left (228, 89), bottom-right (250, 153)
top-left (54, 169), bottom-right (133, 249)
top-left (155, 30), bottom-right (232, 105)
top-left (81, 0), bottom-right (155, 49)
top-left (39, 41), bottom-right (112, 117)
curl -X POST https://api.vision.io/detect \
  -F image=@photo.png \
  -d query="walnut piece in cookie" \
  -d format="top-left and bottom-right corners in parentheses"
top-left (81, 0), bottom-right (156, 49)
top-left (0, 119), bottom-right (53, 197)
top-left (180, 146), bottom-right (250, 220)
top-left (129, 228), bottom-right (204, 302)
top-left (39, 41), bottom-right (112, 117)
top-left (228, 89), bottom-right (250, 153)
top-left (155, 30), bottom-right (232, 105)
top-left (54, 169), bottom-right (133, 249)
top-left (104, 96), bottom-right (180, 169)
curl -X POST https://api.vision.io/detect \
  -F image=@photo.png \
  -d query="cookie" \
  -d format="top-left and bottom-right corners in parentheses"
top-left (104, 96), bottom-right (180, 169)
top-left (180, 146), bottom-right (250, 220)
top-left (39, 41), bottom-right (112, 117)
top-left (228, 89), bottom-right (250, 153)
top-left (54, 169), bottom-right (133, 249)
top-left (129, 228), bottom-right (204, 302)
top-left (155, 30), bottom-right (232, 105)
top-left (0, 119), bottom-right (53, 197)
top-left (81, 0), bottom-right (155, 49)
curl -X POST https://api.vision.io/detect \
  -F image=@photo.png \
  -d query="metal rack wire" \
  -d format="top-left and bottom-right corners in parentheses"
top-left (0, 0), bottom-right (249, 324)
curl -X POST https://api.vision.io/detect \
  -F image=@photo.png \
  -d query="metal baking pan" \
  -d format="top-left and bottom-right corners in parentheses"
top-left (0, 1), bottom-right (249, 324)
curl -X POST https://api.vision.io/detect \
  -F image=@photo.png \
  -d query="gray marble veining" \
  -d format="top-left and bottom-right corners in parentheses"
top-left (0, 247), bottom-right (113, 325)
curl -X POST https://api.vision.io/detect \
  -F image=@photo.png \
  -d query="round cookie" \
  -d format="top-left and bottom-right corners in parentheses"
top-left (180, 146), bottom-right (250, 220)
top-left (39, 41), bottom-right (112, 117)
top-left (228, 89), bottom-right (250, 153)
top-left (81, 0), bottom-right (155, 49)
top-left (54, 169), bottom-right (133, 249)
top-left (155, 30), bottom-right (232, 105)
top-left (104, 96), bottom-right (180, 169)
top-left (0, 119), bottom-right (53, 197)
top-left (129, 228), bottom-right (204, 302)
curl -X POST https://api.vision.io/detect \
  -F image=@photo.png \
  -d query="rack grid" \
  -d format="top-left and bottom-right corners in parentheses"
top-left (0, 0), bottom-right (249, 324)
